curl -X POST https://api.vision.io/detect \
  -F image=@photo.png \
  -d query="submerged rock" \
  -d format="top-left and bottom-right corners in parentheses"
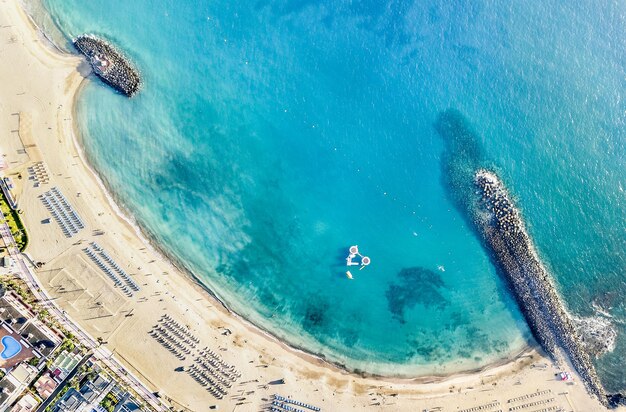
top-left (386, 267), bottom-right (447, 323)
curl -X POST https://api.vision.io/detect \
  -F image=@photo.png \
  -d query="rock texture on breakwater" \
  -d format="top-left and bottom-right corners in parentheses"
top-left (73, 34), bottom-right (141, 96)
top-left (473, 169), bottom-right (624, 408)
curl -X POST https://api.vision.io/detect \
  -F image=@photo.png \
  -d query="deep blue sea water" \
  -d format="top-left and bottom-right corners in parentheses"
top-left (39, 0), bottom-right (625, 388)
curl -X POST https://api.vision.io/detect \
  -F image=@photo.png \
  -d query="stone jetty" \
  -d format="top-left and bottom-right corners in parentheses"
top-left (73, 34), bottom-right (141, 96)
top-left (473, 169), bottom-right (623, 408)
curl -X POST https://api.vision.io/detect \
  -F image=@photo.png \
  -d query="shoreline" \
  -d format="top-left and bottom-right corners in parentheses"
top-left (70, 88), bottom-right (535, 382)
top-left (43, 8), bottom-right (533, 381)
top-left (1, 1), bottom-right (613, 410)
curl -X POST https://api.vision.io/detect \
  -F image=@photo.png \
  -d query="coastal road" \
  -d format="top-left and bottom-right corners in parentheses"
top-left (0, 221), bottom-right (169, 412)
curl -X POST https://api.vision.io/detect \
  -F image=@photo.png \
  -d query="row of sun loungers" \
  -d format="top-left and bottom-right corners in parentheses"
top-left (195, 356), bottom-right (241, 388)
top-left (270, 401), bottom-right (306, 412)
top-left (91, 242), bottom-right (140, 292)
top-left (273, 394), bottom-right (320, 411)
top-left (532, 407), bottom-right (561, 412)
top-left (40, 187), bottom-right (85, 237)
top-left (508, 398), bottom-right (555, 411)
top-left (160, 314), bottom-right (199, 344)
top-left (186, 345), bottom-right (240, 398)
top-left (83, 246), bottom-right (134, 297)
top-left (149, 327), bottom-right (188, 361)
top-left (151, 315), bottom-right (243, 399)
top-left (460, 401), bottom-right (500, 412)
top-left (28, 162), bottom-right (49, 186)
top-left (187, 363), bottom-right (229, 399)
top-left (150, 316), bottom-right (198, 359)
top-left (507, 390), bottom-right (551, 404)
top-left (197, 348), bottom-right (239, 378)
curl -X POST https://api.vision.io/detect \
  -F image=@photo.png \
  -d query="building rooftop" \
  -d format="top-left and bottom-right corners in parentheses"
top-left (114, 397), bottom-right (141, 412)
top-left (34, 373), bottom-right (58, 400)
top-left (50, 351), bottom-right (81, 380)
top-left (0, 299), bottom-right (28, 332)
top-left (11, 392), bottom-right (39, 412)
top-left (0, 294), bottom-right (61, 359)
top-left (20, 323), bottom-right (57, 357)
top-left (1, 256), bottom-right (13, 269)
top-left (52, 374), bottom-right (112, 412)
top-left (0, 378), bottom-right (17, 406)
top-left (80, 374), bottom-right (110, 403)
top-left (54, 387), bottom-right (82, 412)
top-left (9, 364), bottom-right (36, 385)
top-left (110, 388), bottom-right (142, 412)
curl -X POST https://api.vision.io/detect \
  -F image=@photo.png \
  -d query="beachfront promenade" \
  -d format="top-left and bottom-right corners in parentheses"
top-left (0, 220), bottom-right (168, 411)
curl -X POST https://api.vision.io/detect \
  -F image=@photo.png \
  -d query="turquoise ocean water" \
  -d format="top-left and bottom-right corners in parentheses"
top-left (39, 0), bottom-right (625, 389)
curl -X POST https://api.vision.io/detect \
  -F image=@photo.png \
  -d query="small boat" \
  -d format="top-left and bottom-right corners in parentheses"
top-left (346, 271), bottom-right (353, 280)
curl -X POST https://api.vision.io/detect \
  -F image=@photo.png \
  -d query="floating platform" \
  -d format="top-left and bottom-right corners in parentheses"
top-left (346, 245), bottom-right (370, 273)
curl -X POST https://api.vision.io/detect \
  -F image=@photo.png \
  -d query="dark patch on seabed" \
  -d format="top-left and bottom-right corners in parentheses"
top-left (434, 108), bottom-right (490, 213)
top-left (302, 298), bottom-right (331, 332)
top-left (411, 339), bottom-right (451, 363)
top-left (406, 321), bottom-right (508, 363)
top-left (434, 109), bottom-right (626, 407)
top-left (385, 266), bottom-right (447, 324)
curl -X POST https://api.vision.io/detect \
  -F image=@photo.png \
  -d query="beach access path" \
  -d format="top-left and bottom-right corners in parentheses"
top-left (0, 0), bottom-right (613, 410)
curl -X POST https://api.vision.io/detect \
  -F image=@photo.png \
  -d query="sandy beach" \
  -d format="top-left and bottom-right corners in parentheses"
top-left (0, 0), bottom-right (616, 410)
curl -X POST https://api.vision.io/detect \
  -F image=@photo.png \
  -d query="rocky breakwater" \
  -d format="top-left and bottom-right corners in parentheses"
top-left (473, 169), bottom-right (623, 408)
top-left (73, 34), bottom-right (141, 97)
